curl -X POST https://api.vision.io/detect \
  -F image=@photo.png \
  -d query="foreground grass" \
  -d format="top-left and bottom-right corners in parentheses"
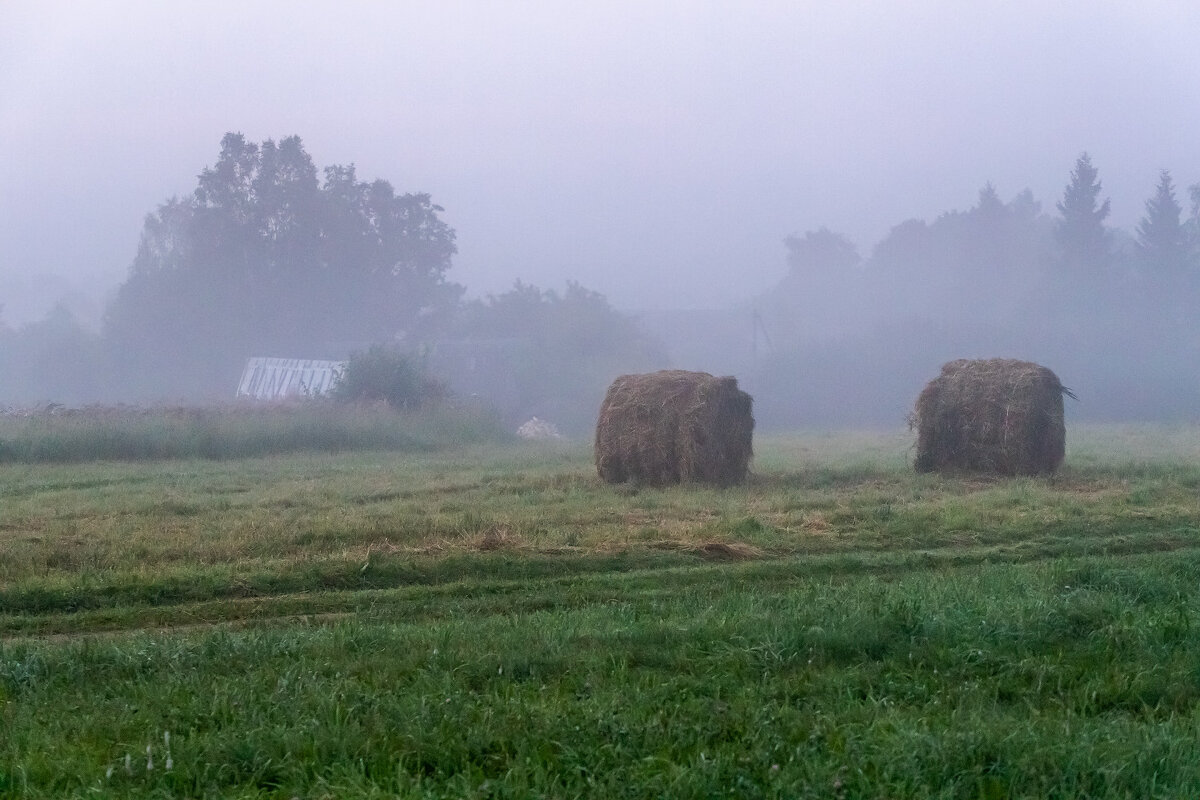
top-left (5, 554), bottom-right (1200, 798)
top-left (3, 424), bottom-right (1200, 797)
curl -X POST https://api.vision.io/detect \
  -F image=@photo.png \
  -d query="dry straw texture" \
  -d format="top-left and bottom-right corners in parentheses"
top-left (595, 370), bottom-right (754, 487)
top-left (912, 358), bottom-right (1073, 475)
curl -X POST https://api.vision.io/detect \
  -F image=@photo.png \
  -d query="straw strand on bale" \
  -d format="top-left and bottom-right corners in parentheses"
top-left (594, 370), bottom-right (754, 487)
top-left (911, 358), bottom-right (1073, 476)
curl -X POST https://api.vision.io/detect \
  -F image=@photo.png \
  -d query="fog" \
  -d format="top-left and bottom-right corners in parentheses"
top-left (4, 2), bottom-right (1200, 428)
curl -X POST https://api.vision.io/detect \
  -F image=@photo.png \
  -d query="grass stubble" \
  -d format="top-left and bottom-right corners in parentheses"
top-left (2, 422), bottom-right (1200, 797)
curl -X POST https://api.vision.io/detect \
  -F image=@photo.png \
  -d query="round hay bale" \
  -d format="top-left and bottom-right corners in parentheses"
top-left (594, 370), bottom-right (754, 487)
top-left (911, 358), bottom-right (1073, 475)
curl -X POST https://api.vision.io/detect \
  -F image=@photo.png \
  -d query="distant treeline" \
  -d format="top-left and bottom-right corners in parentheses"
top-left (2, 144), bottom-right (1198, 428)
top-left (0, 134), bottom-right (662, 433)
top-left (747, 155), bottom-right (1200, 426)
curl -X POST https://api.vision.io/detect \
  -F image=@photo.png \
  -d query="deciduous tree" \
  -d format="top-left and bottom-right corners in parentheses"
top-left (105, 133), bottom-right (460, 398)
top-left (447, 281), bottom-right (665, 432)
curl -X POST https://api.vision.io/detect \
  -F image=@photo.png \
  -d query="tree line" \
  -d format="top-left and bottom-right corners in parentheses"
top-left (3, 141), bottom-right (1198, 426)
top-left (754, 153), bottom-right (1200, 425)
top-left (0, 133), bottom-right (661, 430)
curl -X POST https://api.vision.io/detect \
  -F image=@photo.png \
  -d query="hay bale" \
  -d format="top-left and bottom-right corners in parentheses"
top-left (595, 370), bottom-right (754, 487)
top-left (911, 358), bottom-right (1074, 475)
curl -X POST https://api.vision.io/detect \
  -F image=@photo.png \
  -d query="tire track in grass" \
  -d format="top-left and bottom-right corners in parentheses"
top-left (8, 541), bottom-right (1200, 640)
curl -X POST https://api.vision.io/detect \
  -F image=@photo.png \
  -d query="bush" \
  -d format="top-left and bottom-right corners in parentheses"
top-left (331, 346), bottom-right (447, 410)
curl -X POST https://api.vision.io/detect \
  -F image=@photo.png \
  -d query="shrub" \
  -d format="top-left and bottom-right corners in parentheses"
top-left (331, 346), bottom-right (447, 410)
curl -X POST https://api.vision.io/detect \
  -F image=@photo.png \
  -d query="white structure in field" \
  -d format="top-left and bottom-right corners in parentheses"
top-left (236, 357), bottom-right (346, 401)
top-left (516, 417), bottom-right (564, 440)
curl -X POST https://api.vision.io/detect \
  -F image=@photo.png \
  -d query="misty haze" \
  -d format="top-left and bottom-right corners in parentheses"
top-left (1, 133), bottom-right (1196, 432)
top-left (8, 4), bottom-right (1200, 797)
top-left (4, 3), bottom-right (1200, 429)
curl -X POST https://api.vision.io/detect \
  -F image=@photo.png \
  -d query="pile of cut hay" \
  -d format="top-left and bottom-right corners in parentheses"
top-left (911, 358), bottom-right (1074, 475)
top-left (594, 370), bottom-right (754, 487)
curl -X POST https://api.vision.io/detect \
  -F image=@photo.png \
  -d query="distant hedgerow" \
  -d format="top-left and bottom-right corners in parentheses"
top-left (0, 402), bottom-right (506, 463)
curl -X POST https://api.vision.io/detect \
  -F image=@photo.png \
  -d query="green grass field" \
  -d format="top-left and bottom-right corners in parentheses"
top-left (4, 423), bottom-right (1200, 798)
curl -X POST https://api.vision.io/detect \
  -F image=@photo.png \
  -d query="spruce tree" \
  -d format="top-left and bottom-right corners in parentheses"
top-left (1136, 170), bottom-right (1189, 276)
top-left (1055, 152), bottom-right (1111, 273)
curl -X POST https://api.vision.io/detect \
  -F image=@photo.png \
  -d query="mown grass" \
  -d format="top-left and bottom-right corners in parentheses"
top-left (6, 555), bottom-right (1200, 798)
top-left (3, 424), bottom-right (1200, 797)
top-left (0, 403), bottom-right (508, 463)
top-left (4, 426), bottom-right (1198, 630)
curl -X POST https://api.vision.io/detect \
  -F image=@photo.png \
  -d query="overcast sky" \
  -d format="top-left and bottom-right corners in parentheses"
top-left (3, 1), bottom-right (1200, 326)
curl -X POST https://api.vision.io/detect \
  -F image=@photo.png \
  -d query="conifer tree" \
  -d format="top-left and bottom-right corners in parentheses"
top-left (1137, 170), bottom-right (1189, 276)
top-left (1055, 152), bottom-right (1111, 273)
